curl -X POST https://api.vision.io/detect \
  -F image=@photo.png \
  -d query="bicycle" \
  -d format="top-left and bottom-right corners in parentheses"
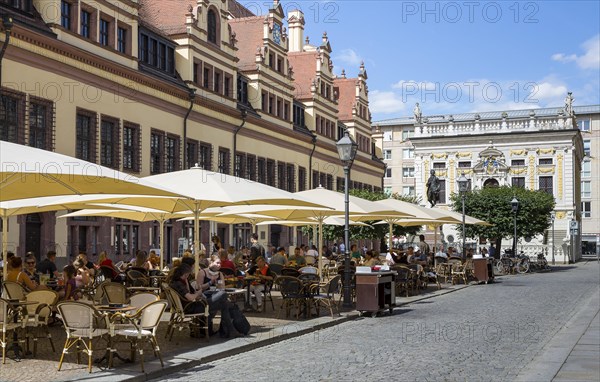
top-left (495, 250), bottom-right (530, 274)
top-left (529, 253), bottom-right (551, 272)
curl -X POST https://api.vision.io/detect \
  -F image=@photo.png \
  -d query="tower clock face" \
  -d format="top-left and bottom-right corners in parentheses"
top-left (273, 23), bottom-right (281, 44)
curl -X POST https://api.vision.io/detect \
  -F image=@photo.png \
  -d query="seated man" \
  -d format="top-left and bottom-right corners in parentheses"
top-left (408, 246), bottom-right (428, 266)
top-left (287, 247), bottom-right (306, 266)
top-left (246, 256), bottom-right (275, 311)
top-left (270, 247), bottom-right (288, 266)
top-left (36, 250), bottom-right (59, 279)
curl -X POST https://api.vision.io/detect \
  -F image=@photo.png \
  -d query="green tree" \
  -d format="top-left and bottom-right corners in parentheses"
top-left (450, 185), bottom-right (555, 252)
top-left (302, 189), bottom-right (422, 249)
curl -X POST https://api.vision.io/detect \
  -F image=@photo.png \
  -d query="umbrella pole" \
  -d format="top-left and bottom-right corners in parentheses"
top-left (2, 212), bottom-right (7, 281)
top-left (318, 219), bottom-right (323, 278)
top-left (194, 202), bottom-right (200, 276)
top-left (159, 217), bottom-right (165, 270)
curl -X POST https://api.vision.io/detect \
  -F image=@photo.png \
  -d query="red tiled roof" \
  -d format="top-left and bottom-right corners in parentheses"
top-left (139, 0), bottom-right (195, 35)
top-left (288, 51), bottom-right (319, 100)
top-left (229, 0), bottom-right (256, 18)
top-left (228, 16), bottom-right (265, 70)
top-left (334, 78), bottom-right (358, 121)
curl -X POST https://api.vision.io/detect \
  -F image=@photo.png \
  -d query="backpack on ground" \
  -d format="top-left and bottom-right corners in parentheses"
top-left (230, 304), bottom-right (251, 336)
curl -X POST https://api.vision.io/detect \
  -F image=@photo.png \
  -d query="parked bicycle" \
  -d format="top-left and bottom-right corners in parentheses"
top-left (495, 249), bottom-right (530, 274)
top-left (528, 252), bottom-right (551, 272)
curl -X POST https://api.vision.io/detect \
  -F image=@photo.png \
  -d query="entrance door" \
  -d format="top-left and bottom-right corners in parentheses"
top-left (483, 178), bottom-right (499, 188)
top-left (25, 214), bottom-right (42, 261)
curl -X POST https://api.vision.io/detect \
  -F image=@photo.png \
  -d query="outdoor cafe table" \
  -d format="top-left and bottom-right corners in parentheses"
top-left (94, 304), bottom-right (137, 366)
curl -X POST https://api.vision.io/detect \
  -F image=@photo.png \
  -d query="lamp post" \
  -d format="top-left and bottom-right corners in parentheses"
top-left (336, 130), bottom-right (357, 308)
top-left (551, 212), bottom-right (555, 265)
top-left (511, 197), bottom-right (519, 256)
top-left (456, 173), bottom-right (469, 259)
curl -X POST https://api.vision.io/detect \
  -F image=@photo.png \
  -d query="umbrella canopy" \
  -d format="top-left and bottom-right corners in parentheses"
top-left (429, 208), bottom-right (493, 226)
top-left (256, 216), bottom-right (371, 227)
top-left (0, 140), bottom-right (180, 202)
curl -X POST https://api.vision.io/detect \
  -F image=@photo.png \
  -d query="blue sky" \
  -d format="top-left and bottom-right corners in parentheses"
top-left (251, 1), bottom-right (600, 121)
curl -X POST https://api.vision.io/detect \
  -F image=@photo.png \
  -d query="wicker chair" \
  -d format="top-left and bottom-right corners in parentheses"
top-left (2, 281), bottom-right (27, 300)
top-left (274, 276), bottom-right (304, 319)
top-left (56, 301), bottom-right (112, 373)
top-left (23, 289), bottom-right (59, 356)
top-left (0, 298), bottom-right (22, 364)
top-left (311, 275), bottom-right (341, 318)
top-left (112, 300), bottom-right (168, 372)
top-left (162, 284), bottom-right (209, 341)
top-left (101, 282), bottom-right (128, 305)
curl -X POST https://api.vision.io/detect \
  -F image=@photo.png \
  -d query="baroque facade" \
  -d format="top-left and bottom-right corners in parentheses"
top-left (374, 103), bottom-right (597, 262)
top-left (0, 0), bottom-right (384, 264)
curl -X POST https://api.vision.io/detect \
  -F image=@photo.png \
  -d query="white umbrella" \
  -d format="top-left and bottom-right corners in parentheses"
top-left (256, 216), bottom-right (371, 227)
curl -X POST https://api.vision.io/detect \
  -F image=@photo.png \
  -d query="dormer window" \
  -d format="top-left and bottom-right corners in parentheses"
top-left (207, 9), bottom-right (217, 44)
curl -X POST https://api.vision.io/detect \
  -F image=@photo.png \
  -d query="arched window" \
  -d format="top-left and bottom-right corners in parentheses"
top-left (207, 9), bottom-right (217, 44)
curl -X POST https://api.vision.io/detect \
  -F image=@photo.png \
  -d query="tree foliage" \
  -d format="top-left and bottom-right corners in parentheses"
top-left (449, 186), bottom-right (555, 242)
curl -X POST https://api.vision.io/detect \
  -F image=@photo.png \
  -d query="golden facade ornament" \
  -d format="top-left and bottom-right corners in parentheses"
top-left (557, 154), bottom-right (564, 200)
top-left (432, 153), bottom-right (448, 159)
top-left (555, 211), bottom-right (566, 219)
top-left (456, 152), bottom-right (472, 158)
top-left (528, 155), bottom-right (535, 190)
top-left (424, 160), bottom-right (430, 182)
top-left (510, 149), bottom-right (526, 156)
top-left (537, 167), bottom-right (555, 174)
top-left (448, 159), bottom-right (455, 193)
top-left (536, 148), bottom-right (556, 155)
top-left (510, 167), bottom-right (528, 175)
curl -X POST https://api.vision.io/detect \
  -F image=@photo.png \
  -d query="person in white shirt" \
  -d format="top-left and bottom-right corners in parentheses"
top-left (305, 245), bottom-right (318, 265)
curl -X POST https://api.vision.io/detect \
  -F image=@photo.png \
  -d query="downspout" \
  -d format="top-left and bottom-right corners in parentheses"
top-left (0, 15), bottom-right (14, 124)
top-left (233, 108), bottom-right (247, 175)
top-left (308, 133), bottom-right (317, 189)
top-left (182, 87), bottom-right (196, 169)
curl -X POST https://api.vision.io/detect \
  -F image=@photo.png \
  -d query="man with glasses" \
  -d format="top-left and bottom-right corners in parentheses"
top-left (23, 253), bottom-right (39, 284)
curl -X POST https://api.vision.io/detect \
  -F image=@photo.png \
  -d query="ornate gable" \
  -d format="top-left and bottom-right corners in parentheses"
top-left (473, 142), bottom-right (509, 176)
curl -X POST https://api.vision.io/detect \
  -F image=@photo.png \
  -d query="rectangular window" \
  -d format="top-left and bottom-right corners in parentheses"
top-left (402, 148), bottom-right (414, 159)
top-left (76, 111), bottom-right (96, 162)
top-left (123, 123), bottom-right (140, 172)
top-left (319, 173), bottom-right (326, 189)
top-left (293, 103), bottom-right (305, 127)
top-left (257, 158), bottom-right (266, 184)
top-left (298, 167), bottom-right (306, 191)
top-left (186, 139), bottom-right (198, 170)
top-left (512, 177), bottom-right (525, 188)
top-left (326, 174), bottom-right (333, 191)
top-left (268, 95), bottom-right (274, 114)
top-left (28, 98), bottom-right (52, 150)
top-left (150, 131), bottom-right (164, 174)
top-left (214, 71), bottom-right (221, 93)
top-left (237, 76), bottom-right (249, 105)
top-left (0, 90), bottom-right (24, 143)
top-left (438, 180), bottom-right (446, 204)
top-left (402, 128), bottom-right (414, 141)
top-left (383, 149), bottom-right (392, 160)
top-left (539, 158), bottom-right (553, 165)
top-left (199, 142), bottom-right (212, 171)
top-left (458, 161), bottom-right (471, 169)
top-left (246, 155), bottom-right (256, 181)
top-left (283, 101), bottom-right (290, 121)
top-left (578, 119), bottom-right (591, 132)
top-left (582, 161), bottom-right (591, 178)
top-left (203, 67), bottom-right (211, 89)
top-left (99, 19), bottom-right (109, 46)
top-left (583, 140), bottom-right (591, 157)
top-left (140, 34), bottom-right (148, 63)
top-left (539, 176), bottom-right (553, 195)
top-left (385, 168), bottom-right (392, 178)
top-left (234, 153), bottom-right (245, 178)
top-left (581, 201), bottom-right (591, 218)
top-left (582, 181), bottom-right (591, 198)
top-left (224, 75), bottom-right (232, 98)
top-left (266, 160), bottom-right (275, 186)
top-left (402, 166), bottom-right (414, 177)
top-left (157, 43), bottom-right (166, 70)
top-left (149, 39), bottom-right (157, 66)
top-left (218, 148), bottom-right (230, 174)
top-left (80, 10), bottom-right (91, 38)
top-left (511, 159), bottom-right (525, 167)
top-left (402, 186), bottom-right (415, 196)
top-left (100, 118), bottom-right (119, 169)
top-left (166, 135), bottom-right (179, 172)
top-left (60, 1), bottom-right (71, 30)
top-left (277, 162), bottom-right (286, 190)
top-left (383, 130), bottom-right (392, 142)
top-left (167, 47), bottom-right (175, 74)
top-left (286, 164), bottom-right (295, 192)
top-left (337, 176), bottom-right (344, 192)
top-left (312, 171), bottom-right (319, 190)
top-left (117, 27), bottom-right (127, 53)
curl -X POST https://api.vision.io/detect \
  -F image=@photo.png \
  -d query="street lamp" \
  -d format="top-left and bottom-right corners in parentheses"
top-left (456, 173), bottom-right (469, 259)
top-left (336, 130), bottom-right (357, 308)
top-left (550, 212), bottom-right (555, 265)
top-left (511, 197), bottom-right (519, 256)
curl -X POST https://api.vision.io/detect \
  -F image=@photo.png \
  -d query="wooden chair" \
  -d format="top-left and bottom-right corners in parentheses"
top-left (113, 300), bottom-right (168, 372)
top-left (162, 284), bottom-right (209, 341)
top-left (56, 301), bottom-right (112, 373)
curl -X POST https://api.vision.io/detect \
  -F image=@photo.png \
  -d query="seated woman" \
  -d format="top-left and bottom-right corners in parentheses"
top-left (6, 256), bottom-right (46, 291)
top-left (59, 265), bottom-right (79, 301)
top-left (362, 250), bottom-right (381, 267)
top-left (171, 263), bottom-right (234, 338)
top-left (73, 259), bottom-right (92, 288)
top-left (23, 254), bottom-right (40, 284)
top-left (131, 250), bottom-right (151, 274)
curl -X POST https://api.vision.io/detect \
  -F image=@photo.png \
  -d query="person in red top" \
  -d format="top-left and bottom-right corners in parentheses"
top-left (219, 249), bottom-right (236, 272)
top-left (247, 256), bottom-right (274, 311)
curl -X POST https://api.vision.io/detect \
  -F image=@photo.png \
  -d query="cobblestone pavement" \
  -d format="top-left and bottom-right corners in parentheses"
top-left (156, 262), bottom-right (600, 382)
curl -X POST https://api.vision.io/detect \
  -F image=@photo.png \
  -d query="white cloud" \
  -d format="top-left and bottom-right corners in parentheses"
top-left (369, 90), bottom-right (407, 115)
top-left (551, 35), bottom-right (600, 70)
top-left (333, 48), bottom-right (363, 67)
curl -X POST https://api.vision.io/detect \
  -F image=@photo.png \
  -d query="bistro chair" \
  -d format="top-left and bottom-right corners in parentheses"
top-left (2, 281), bottom-right (27, 300)
top-left (311, 275), bottom-right (341, 318)
top-left (268, 263), bottom-right (283, 276)
top-left (113, 300), bottom-right (168, 372)
top-left (56, 301), bottom-right (112, 373)
top-left (23, 289), bottom-right (59, 356)
top-left (128, 292), bottom-right (159, 313)
top-left (101, 282), bottom-right (128, 305)
top-left (127, 269), bottom-right (151, 287)
top-left (0, 298), bottom-right (22, 364)
top-left (274, 276), bottom-right (304, 319)
top-left (162, 284), bottom-right (209, 341)
top-left (280, 267), bottom-right (300, 278)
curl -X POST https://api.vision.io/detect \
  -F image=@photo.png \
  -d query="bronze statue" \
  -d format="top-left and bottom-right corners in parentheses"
top-left (426, 169), bottom-right (440, 207)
